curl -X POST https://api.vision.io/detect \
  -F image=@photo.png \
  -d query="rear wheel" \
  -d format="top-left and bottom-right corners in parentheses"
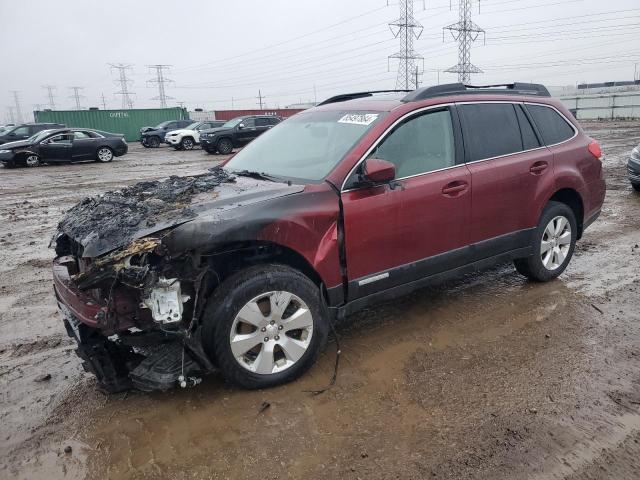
top-left (514, 201), bottom-right (577, 282)
top-left (217, 138), bottom-right (233, 155)
top-left (632, 182), bottom-right (640, 192)
top-left (96, 147), bottom-right (113, 163)
top-left (180, 137), bottom-right (195, 150)
top-left (202, 265), bottom-right (328, 389)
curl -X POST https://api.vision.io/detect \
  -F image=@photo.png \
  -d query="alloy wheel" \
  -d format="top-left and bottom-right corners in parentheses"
top-left (541, 215), bottom-right (571, 270)
top-left (97, 148), bottom-right (113, 162)
top-left (25, 155), bottom-right (40, 167)
top-left (229, 291), bottom-right (314, 375)
top-left (182, 138), bottom-right (194, 150)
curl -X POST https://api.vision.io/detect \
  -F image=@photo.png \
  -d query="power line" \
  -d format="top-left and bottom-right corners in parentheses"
top-left (42, 85), bottom-right (57, 110)
top-left (68, 86), bottom-right (85, 110)
top-left (10, 91), bottom-right (24, 123)
top-left (389, 0), bottom-right (425, 89)
top-left (443, 0), bottom-right (485, 83)
top-left (109, 63), bottom-right (135, 109)
top-left (147, 64), bottom-right (173, 108)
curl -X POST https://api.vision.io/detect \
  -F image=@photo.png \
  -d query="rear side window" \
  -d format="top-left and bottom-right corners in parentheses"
top-left (515, 105), bottom-right (541, 150)
top-left (268, 117), bottom-right (280, 125)
top-left (255, 118), bottom-right (269, 127)
top-left (459, 103), bottom-right (522, 162)
top-left (525, 104), bottom-right (575, 145)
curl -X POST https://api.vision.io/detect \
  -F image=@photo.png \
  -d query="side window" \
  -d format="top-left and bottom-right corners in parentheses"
top-left (49, 134), bottom-right (73, 144)
top-left (73, 131), bottom-right (90, 140)
top-left (255, 118), bottom-right (270, 127)
top-left (179, 120), bottom-right (192, 128)
top-left (525, 104), bottom-right (575, 145)
top-left (269, 117), bottom-right (280, 125)
top-left (515, 105), bottom-right (541, 150)
top-left (165, 122), bottom-right (177, 130)
top-left (242, 118), bottom-right (256, 128)
top-left (369, 109), bottom-right (456, 178)
top-left (29, 126), bottom-right (43, 135)
top-left (459, 103), bottom-right (523, 162)
top-left (12, 126), bottom-right (29, 136)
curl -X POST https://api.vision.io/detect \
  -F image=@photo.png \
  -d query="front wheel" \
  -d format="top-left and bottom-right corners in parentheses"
top-left (217, 138), bottom-right (233, 155)
top-left (146, 136), bottom-right (160, 148)
top-left (25, 154), bottom-right (41, 167)
top-left (202, 265), bottom-right (329, 389)
top-left (180, 137), bottom-right (195, 150)
top-left (96, 147), bottom-right (114, 163)
top-left (514, 201), bottom-right (577, 282)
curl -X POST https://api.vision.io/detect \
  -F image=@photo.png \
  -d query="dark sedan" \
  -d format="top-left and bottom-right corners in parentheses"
top-left (0, 129), bottom-right (128, 168)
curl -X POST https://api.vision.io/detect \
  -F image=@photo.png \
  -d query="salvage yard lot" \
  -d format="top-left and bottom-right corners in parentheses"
top-left (1, 123), bottom-right (640, 479)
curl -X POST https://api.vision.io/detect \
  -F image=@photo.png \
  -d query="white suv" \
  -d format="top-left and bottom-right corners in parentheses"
top-left (165, 121), bottom-right (225, 150)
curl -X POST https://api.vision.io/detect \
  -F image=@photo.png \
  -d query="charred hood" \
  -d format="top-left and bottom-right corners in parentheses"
top-left (56, 167), bottom-right (305, 258)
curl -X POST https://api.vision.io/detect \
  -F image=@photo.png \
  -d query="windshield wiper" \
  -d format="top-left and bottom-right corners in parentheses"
top-left (231, 169), bottom-right (283, 183)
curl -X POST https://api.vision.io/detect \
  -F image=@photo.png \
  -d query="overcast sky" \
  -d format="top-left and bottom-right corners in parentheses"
top-left (1, 0), bottom-right (639, 122)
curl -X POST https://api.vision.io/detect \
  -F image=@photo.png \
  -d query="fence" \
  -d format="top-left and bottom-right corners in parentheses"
top-left (558, 92), bottom-right (640, 120)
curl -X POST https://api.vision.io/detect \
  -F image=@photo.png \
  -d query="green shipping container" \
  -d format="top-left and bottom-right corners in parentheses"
top-left (34, 108), bottom-right (189, 142)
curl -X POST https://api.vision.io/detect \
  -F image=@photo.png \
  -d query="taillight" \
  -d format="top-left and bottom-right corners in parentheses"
top-left (588, 140), bottom-right (602, 160)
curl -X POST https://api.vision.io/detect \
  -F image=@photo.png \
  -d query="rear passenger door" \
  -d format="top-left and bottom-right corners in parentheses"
top-left (71, 131), bottom-right (95, 159)
top-left (458, 102), bottom-right (555, 254)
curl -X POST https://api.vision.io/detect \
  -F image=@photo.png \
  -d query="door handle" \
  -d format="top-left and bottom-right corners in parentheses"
top-left (441, 180), bottom-right (469, 196)
top-left (530, 161), bottom-right (548, 174)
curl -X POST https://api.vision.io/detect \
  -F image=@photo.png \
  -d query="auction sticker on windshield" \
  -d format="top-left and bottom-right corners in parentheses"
top-left (338, 113), bottom-right (379, 125)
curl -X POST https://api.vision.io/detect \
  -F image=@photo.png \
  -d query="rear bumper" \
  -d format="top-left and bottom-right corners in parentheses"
top-left (115, 144), bottom-right (128, 156)
top-left (53, 256), bottom-right (105, 328)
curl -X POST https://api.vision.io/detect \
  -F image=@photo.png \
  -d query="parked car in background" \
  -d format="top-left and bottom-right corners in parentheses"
top-left (0, 124), bottom-right (16, 133)
top-left (199, 115), bottom-right (281, 154)
top-left (52, 83), bottom-right (605, 393)
top-left (0, 123), bottom-right (65, 145)
top-left (0, 128), bottom-right (127, 168)
top-left (628, 144), bottom-right (640, 192)
top-left (165, 120), bottom-right (226, 150)
top-left (139, 120), bottom-right (193, 148)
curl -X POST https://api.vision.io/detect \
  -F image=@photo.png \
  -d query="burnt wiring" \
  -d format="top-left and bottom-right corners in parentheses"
top-left (304, 318), bottom-right (341, 396)
top-left (304, 287), bottom-right (341, 396)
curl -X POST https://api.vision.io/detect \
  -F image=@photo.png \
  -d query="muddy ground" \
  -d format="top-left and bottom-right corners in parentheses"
top-left (1, 123), bottom-right (639, 479)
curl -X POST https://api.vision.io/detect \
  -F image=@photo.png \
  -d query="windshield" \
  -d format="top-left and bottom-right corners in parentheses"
top-left (154, 121), bottom-right (170, 129)
top-left (27, 129), bottom-right (56, 143)
top-left (224, 110), bottom-right (385, 181)
top-left (222, 118), bottom-right (243, 128)
top-left (185, 122), bottom-right (200, 130)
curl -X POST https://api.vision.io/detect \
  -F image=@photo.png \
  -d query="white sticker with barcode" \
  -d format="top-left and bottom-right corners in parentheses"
top-left (338, 113), bottom-right (379, 125)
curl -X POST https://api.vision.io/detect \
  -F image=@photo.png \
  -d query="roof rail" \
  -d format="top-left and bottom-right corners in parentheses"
top-left (318, 90), bottom-right (412, 106)
top-left (402, 82), bottom-right (550, 102)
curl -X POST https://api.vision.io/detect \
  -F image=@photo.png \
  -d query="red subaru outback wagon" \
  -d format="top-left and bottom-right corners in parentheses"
top-left (52, 83), bottom-right (605, 392)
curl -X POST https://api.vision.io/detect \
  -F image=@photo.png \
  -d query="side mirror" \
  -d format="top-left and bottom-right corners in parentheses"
top-left (363, 158), bottom-right (396, 184)
top-left (237, 123), bottom-right (245, 130)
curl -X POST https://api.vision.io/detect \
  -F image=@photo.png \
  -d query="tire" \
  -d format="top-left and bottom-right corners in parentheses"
top-left (96, 147), bottom-right (114, 163)
top-left (24, 154), bottom-right (41, 168)
top-left (146, 136), bottom-right (161, 148)
top-left (202, 264), bottom-right (329, 389)
top-left (180, 137), bottom-right (195, 150)
top-left (217, 138), bottom-right (233, 155)
top-left (632, 182), bottom-right (640, 192)
top-left (514, 201), bottom-right (577, 282)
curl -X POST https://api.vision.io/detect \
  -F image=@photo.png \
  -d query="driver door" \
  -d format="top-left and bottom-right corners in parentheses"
top-left (341, 107), bottom-right (471, 300)
top-left (39, 133), bottom-right (73, 161)
top-left (236, 118), bottom-right (257, 145)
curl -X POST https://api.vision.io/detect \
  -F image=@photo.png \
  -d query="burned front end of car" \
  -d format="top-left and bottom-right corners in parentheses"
top-left (52, 170), bottom-right (236, 393)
